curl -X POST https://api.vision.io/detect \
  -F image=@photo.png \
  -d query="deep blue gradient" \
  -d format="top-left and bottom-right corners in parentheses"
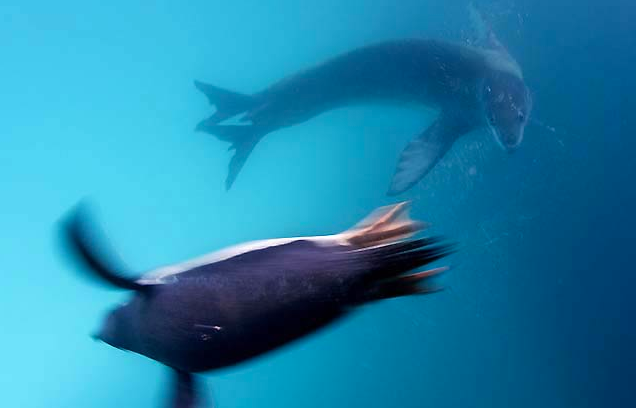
top-left (1, 1), bottom-right (634, 407)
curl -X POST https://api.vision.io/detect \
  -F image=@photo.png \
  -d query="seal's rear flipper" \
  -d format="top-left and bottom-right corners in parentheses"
top-left (169, 371), bottom-right (205, 408)
top-left (194, 80), bottom-right (255, 125)
top-left (468, 3), bottom-right (493, 47)
top-left (195, 124), bottom-right (264, 190)
top-left (387, 117), bottom-right (470, 196)
top-left (468, 3), bottom-right (515, 61)
top-left (58, 202), bottom-right (146, 291)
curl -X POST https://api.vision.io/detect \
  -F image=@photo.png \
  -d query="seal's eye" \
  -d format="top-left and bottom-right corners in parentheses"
top-left (489, 114), bottom-right (496, 125)
top-left (518, 112), bottom-right (525, 122)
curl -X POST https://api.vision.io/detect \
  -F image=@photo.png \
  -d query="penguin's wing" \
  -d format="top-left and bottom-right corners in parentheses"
top-left (168, 371), bottom-right (206, 408)
top-left (57, 201), bottom-right (148, 291)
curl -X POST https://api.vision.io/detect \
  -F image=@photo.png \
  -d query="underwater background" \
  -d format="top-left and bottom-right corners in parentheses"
top-left (1, 0), bottom-right (634, 407)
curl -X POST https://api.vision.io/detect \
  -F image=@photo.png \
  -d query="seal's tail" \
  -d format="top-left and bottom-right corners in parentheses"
top-left (195, 124), bottom-right (265, 190)
top-left (194, 80), bottom-right (255, 125)
top-left (194, 80), bottom-right (266, 190)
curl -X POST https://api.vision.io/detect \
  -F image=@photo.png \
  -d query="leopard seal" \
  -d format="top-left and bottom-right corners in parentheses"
top-left (195, 7), bottom-right (531, 194)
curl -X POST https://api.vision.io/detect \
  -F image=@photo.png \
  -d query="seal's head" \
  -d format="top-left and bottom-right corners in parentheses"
top-left (481, 71), bottom-right (532, 151)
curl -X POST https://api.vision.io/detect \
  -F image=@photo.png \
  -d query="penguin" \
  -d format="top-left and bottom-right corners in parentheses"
top-left (58, 202), bottom-right (454, 407)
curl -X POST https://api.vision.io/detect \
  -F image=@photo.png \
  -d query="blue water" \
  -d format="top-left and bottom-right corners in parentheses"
top-left (2, 1), bottom-right (634, 407)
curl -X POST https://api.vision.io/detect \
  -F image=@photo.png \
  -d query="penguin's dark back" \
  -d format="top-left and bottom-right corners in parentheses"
top-left (118, 240), bottom-right (366, 372)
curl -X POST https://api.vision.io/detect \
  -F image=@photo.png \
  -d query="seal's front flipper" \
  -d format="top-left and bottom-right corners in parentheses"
top-left (388, 117), bottom-right (470, 196)
top-left (168, 371), bottom-right (205, 408)
top-left (194, 80), bottom-right (255, 125)
top-left (58, 202), bottom-right (146, 291)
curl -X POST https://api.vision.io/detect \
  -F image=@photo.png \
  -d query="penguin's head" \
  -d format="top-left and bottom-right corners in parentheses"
top-left (94, 304), bottom-right (136, 351)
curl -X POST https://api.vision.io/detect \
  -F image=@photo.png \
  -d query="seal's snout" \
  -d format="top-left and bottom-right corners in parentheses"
top-left (504, 138), bottom-right (522, 153)
top-left (493, 126), bottom-right (523, 153)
